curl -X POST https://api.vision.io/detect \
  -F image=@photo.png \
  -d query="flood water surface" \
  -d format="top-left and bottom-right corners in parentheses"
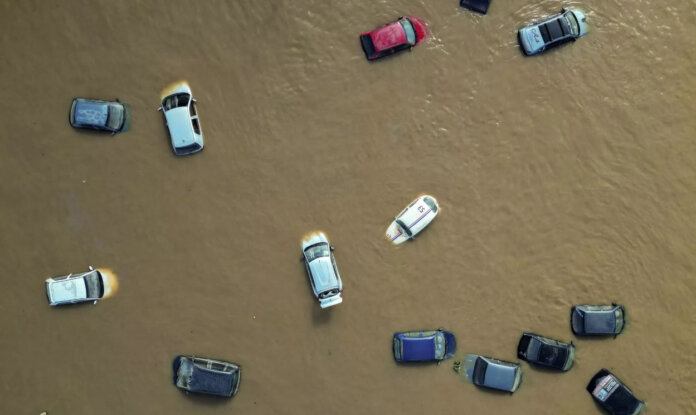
top-left (1, 0), bottom-right (695, 414)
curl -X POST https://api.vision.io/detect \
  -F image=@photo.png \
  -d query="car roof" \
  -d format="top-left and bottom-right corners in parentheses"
top-left (401, 334), bottom-right (436, 360)
top-left (49, 274), bottom-right (88, 302)
top-left (74, 99), bottom-right (108, 126)
top-left (582, 310), bottom-right (616, 333)
top-left (164, 107), bottom-right (198, 148)
top-left (370, 20), bottom-right (408, 51)
top-left (307, 256), bottom-right (339, 292)
top-left (481, 357), bottom-right (519, 390)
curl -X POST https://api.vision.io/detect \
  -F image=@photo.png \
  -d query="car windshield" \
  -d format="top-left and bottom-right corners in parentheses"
top-left (400, 19), bottom-right (417, 44)
top-left (305, 243), bottom-right (330, 262)
top-left (565, 12), bottom-right (580, 36)
top-left (434, 332), bottom-right (446, 360)
top-left (163, 93), bottom-right (190, 111)
top-left (106, 104), bottom-right (124, 130)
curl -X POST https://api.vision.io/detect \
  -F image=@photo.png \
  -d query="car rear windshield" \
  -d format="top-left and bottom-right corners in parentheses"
top-left (163, 93), bottom-right (190, 111)
top-left (565, 12), bottom-right (580, 36)
top-left (423, 197), bottom-right (438, 212)
top-left (401, 19), bottom-right (417, 44)
top-left (305, 243), bottom-right (330, 262)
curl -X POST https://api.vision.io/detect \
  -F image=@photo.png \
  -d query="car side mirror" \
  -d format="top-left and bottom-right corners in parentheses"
top-left (93, 300), bottom-right (98, 305)
top-left (157, 106), bottom-right (163, 112)
top-left (115, 98), bottom-right (120, 103)
top-left (192, 98), bottom-right (197, 103)
top-left (300, 255), bottom-right (305, 262)
top-left (330, 246), bottom-right (335, 251)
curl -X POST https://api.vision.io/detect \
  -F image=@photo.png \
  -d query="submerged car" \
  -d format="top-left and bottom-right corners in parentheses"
top-left (571, 304), bottom-right (625, 336)
top-left (518, 8), bottom-right (588, 56)
top-left (360, 16), bottom-right (427, 61)
top-left (45, 267), bottom-right (105, 306)
top-left (455, 354), bottom-right (522, 393)
top-left (586, 369), bottom-right (645, 415)
top-left (69, 98), bottom-right (128, 134)
top-left (158, 82), bottom-right (204, 155)
top-left (393, 329), bottom-right (456, 363)
top-left (460, 0), bottom-right (491, 14)
top-left (386, 195), bottom-right (439, 244)
top-left (517, 333), bottom-right (575, 371)
top-left (301, 232), bottom-right (343, 309)
top-left (172, 355), bottom-right (241, 398)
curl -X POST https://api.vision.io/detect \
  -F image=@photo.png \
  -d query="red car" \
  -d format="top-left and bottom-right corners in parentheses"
top-left (360, 16), bottom-right (427, 61)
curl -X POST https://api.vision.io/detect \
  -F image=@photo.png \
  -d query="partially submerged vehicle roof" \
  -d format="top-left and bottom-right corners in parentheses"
top-left (173, 355), bottom-right (241, 397)
top-left (459, 354), bottom-right (521, 392)
top-left (460, 0), bottom-right (490, 14)
top-left (517, 333), bottom-right (574, 370)
top-left (586, 369), bottom-right (645, 415)
top-left (571, 304), bottom-right (625, 335)
top-left (73, 99), bottom-right (108, 127)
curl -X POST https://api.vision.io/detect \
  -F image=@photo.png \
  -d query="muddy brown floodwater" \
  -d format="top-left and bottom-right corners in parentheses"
top-left (1, 0), bottom-right (695, 414)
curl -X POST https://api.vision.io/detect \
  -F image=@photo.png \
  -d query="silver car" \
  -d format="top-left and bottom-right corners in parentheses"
top-left (518, 8), bottom-right (588, 56)
top-left (69, 98), bottom-right (128, 134)
top-left (45, 267), bottom-right (105, 306)
top-left (158, 82), bottom-right (204, 155)
top-left (301, 232), bottom-right (343, 309)
top-left (455, 354), bottom-right (522, 393)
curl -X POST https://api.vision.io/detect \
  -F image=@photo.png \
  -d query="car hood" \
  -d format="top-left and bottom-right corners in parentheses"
top-left (164, 107), bottom-right (197, 147)
top-left (49, 278), bottom-right (87, 302)
top-left (308, 257), bottom-right (339, 291)
top-left (371, 22), bottom-right (407, 51)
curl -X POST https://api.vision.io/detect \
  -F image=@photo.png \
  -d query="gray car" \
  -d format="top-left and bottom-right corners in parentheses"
top-left (70, 98), bottom-right (128, 134)
top-left (571, 304), bottom-right (625, 336)
top-left (455, 354), bottom-right (522, 393)
top-left (158, 82), bottom-right (204, 155)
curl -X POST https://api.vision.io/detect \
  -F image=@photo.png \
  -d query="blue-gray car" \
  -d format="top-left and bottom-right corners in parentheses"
top-left (70, 98), bottom-right (128, 134)
top-left (571, 304), bottom-right (626, 337)
top-left (393, 329), bottom-right (456, 362)
top-left (455, 354), bottom-right (522, 393)
top-left (518, 8), bottom-right (588, 56)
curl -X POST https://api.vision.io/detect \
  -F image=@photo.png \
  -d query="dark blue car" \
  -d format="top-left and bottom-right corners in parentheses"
top-left (393, 329), bottom-right (456, 362)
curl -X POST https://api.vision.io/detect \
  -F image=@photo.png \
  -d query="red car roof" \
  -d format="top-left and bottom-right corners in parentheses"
top-left (369, 20), bottom-right (409, 52)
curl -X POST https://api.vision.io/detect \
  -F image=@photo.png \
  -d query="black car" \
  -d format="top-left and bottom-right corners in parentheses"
top-left (517, 333), bottom-right (575, 371)
top-left (587, 369), bottom-right (645, 414)
top-left (172, 355), bottom-right (241, 397)
top-left (69, 98), bottom-right (128, 134)
top-left (571, 304), bottom-right (626, 337)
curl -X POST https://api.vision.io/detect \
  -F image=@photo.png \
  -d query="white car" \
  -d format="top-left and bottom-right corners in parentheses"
top-left (158, 82), bottom-right (204, 155)
top-left (301, 232), bottom-right (343, 309)
top-left (45, 267), bottom-right (106, 306)
top-left (518, 8), bottom-right (588, 56)
top-left (386, 195), bottom-right (439, 244)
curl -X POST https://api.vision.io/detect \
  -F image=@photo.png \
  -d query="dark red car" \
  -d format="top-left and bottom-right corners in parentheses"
top-left (360, 16), bottom-right (427, 61)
